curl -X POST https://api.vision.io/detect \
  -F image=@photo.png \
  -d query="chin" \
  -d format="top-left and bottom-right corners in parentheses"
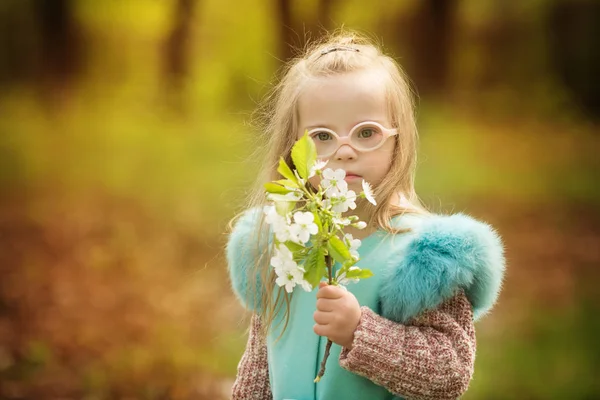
top-left (344, 179), bottom-right (360, 189)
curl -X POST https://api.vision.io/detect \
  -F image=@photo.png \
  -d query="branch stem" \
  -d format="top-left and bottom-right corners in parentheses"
top-left (314, 255), bottom-right (333, 382)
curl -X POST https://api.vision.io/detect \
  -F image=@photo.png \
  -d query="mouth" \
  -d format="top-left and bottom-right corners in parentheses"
top-left (344, 173), bottom-right (362, 181)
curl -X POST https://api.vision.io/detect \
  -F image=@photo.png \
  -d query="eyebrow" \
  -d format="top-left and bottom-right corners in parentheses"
top-left (303, 120), bottom-right (386, 131)
top-left (304, 124), bottom-right (333, 131)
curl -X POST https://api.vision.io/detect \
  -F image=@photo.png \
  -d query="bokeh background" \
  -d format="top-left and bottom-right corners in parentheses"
top-left (1, 0), bottom-right (599, 399)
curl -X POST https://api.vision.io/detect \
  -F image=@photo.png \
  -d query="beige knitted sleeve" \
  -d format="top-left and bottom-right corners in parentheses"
top-left (231, 314), bottom-right (273, 400)
top-left (339, 289), bottom-right (476, 400)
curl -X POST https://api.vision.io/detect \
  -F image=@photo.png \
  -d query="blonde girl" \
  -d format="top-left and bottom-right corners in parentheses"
top-left (226, 32), bottom-right (505, 400)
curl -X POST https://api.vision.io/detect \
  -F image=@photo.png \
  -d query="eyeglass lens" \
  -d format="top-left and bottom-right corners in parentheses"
top-left (309, 123), bottom-right (386, 155)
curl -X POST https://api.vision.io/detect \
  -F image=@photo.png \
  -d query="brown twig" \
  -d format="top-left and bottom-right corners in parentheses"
top-left (314, 255), bottom-right (333, 382)
top-left (314, 339), bottom-right (333, 382)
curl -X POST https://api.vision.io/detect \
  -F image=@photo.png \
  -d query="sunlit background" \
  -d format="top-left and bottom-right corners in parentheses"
top-left (0, 0), bottom-right (598, 398)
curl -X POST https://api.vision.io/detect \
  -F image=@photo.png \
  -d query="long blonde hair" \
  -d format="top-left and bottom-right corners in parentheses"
top-left (231, 30), bottom-right (428, 336)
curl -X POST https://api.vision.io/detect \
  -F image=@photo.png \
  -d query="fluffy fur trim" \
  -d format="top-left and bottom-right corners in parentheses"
top-left (226, 208), bottom-right (265, 311)
top-left (380, 213), bottom-right (505, 322)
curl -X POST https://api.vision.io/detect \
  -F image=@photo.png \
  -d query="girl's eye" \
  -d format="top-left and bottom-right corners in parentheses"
top-left (313, 132), bottom-right (332, 141)
top-left (358, 129), bottom-right (375, 138)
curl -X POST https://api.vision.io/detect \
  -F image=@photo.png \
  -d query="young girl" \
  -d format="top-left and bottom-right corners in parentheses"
top-left (226, 33), bottom-right (505, 400)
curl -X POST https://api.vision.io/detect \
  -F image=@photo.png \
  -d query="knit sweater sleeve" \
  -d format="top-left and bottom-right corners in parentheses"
top-left (231, 314), bottom-right (273, 400)
top-left (338, 289), bottom-right (476, 400)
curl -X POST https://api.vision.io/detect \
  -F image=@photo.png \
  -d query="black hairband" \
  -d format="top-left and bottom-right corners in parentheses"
top-left (319, 46), bottom-right (360, 56)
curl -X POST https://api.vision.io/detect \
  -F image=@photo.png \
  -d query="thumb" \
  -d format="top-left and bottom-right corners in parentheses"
top-left (319, 281), bottom-right (328, 289)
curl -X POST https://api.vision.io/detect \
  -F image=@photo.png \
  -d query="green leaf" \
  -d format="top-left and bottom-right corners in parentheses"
top-left (291, 132), bottom-right (317, 180)
top-left (264, 182), bottom-right (292, 194)
top-left (274, 200), bottom-right (295, 216)
top-left (327, 235), bottom-right (352, 264)
top-left (277, 158), bottom-right (297, 183)
top-left (275, 179), bottom-right (298, 188)
top-left (293, 250), bottom-right (309, 263)
top-left (284, 241), bottom-right (305, 253)
top-left (303, 247), bottom-right (326, 289)
top-left (345, 268), bottom-right (374, 280)
top-left (267, 193), bottom-right (299, 202)
top-left (312, 211), bottom-right (323, 233)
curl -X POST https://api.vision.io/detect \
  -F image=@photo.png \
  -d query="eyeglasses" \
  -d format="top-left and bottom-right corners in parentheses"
top-left (306, 121), bottom-right (398, 158)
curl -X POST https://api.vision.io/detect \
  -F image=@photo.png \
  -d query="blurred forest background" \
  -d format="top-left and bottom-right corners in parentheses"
top-left (0, 0), bottom-right (599, 399)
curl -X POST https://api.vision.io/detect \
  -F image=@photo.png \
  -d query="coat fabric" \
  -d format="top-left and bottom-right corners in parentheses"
top-left (227, 208), bottom-right (505, 400)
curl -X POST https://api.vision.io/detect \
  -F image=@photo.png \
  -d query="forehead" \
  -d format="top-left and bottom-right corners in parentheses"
top-left (297, 69), bottom-right (389, 129)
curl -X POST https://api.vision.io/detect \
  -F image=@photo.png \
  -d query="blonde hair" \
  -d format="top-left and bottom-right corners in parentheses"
top-left (231, 30), bottom-right (428, 337)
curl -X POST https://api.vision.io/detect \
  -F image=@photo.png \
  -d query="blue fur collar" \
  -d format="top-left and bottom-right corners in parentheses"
top-left (227, 209), bottom-right (505, 322)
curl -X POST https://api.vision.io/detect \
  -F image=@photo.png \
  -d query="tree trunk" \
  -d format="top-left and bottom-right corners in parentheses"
top-left (548, 0), bottom-right (600, 121)
top-left (162, 0), bottom-right (197, 111)
top-left (404, 0), bottom-right (457, 96)
top-left (276, 0), bottom-right (296, 62)
top-left (33, 0), bottom-right (81, 105)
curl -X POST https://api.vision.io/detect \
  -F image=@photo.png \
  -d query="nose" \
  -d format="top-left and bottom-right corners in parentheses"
top-left (333, 143), bottom-right (357, 161)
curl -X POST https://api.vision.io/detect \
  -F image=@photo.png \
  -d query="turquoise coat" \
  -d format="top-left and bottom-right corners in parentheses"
top-left (227, 209), bottom-right (505, 400)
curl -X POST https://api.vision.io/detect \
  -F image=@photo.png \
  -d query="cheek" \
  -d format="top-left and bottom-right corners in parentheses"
top-left (367, 149), bottom-right (395, 185)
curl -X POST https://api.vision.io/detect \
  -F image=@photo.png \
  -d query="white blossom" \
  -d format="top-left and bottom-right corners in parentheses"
top-left (289, 211), bottom-right (318, 244)
top-left (299, 279), bottom-right (313, 292)
top-left (330, 190), bottom-right (357, 213)
top-left (361, 180), bottom-right (377, 206)
top-left (344, 233), bottom-right (362, 260)
top-left (275, 268), bottom-right (305, 293)
top-left (271, 245), bottom-right (307, 293)
top-left (333, 217), bottom-right (352, 227)
top-left (263, 205), bottom-right (293, 242)
top-left (263, 205), bottom-right (285, 226)
top-left (275, 226), bottom-right (293, 242)
top-left (309, 160), bottom-right (329, 178)
top-left (321, 168), bottom-right (348, 197)
top-left (270, 244), bottom-right (298, 274)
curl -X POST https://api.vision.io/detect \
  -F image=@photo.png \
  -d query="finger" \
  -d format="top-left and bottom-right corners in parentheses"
top-left (316, 285), bottom-right (344, 300)
top-left (313, 310), bottom-right (330, 325)
top-left (319, 281), bottom-right (328, 289)
top-left (316, 298), bottom-right (336, 312)
top-left (313, 323), bottom-right (328, 337)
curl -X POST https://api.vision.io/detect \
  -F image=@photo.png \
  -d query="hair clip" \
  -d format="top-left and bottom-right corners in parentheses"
top-left (319, 46), bottom-right (360, 56)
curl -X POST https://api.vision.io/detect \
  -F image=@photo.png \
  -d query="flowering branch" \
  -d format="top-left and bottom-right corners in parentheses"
top-left (263, 132), bottom-right (377, 382)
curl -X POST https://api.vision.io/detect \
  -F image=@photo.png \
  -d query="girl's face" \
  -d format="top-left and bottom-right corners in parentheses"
top-left (297, 68), bottom-right (395, 193)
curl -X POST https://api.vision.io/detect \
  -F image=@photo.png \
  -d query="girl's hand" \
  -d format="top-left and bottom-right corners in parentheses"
top-left (313, 281), bottom-right (361, 349)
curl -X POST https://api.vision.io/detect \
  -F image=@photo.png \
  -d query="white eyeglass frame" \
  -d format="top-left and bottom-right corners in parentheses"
top-left (306, 121), bottom-right (398, 158)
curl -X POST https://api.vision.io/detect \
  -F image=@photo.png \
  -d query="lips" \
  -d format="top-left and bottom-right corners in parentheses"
top-left (344, 172), bottom-right (362, 181)
top-left (345, 172), bottom-right (362, 178)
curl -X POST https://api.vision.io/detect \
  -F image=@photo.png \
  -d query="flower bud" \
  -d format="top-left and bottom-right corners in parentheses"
top-left (354, 221), bottom-right (367, 229)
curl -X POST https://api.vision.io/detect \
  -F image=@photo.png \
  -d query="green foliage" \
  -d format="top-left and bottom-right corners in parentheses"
top-left (275, 199), bottom-right (295, 216)
top-left (291, 132), bottom-right (317, 180)
top-left (345, 268), bottom-right (373, 280)
top-left (277, 158), bottom-right (298, 183)
top-left (327, 235), bottom-right (351, 264)
top-left (264, 182), bottom-right (293, 194)
top-left (266, 132), bottom-right (373, 292)
top-left (275, 179), bottom-right (299, 188)
top-left (303, 247), bottom-right (327, 288)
